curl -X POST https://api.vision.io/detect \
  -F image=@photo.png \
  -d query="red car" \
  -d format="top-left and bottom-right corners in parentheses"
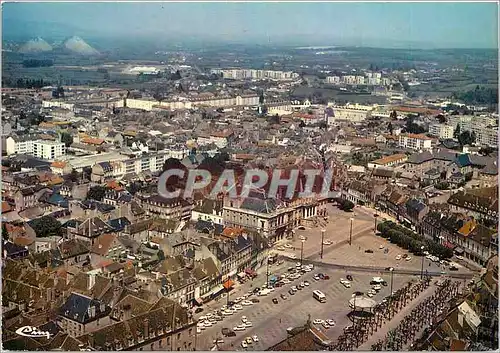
top-left (323, 275), bottom-right (330, 280)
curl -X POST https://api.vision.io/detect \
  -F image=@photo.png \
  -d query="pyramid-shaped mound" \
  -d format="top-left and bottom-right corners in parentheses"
top-left (62, 36), bottom-right (99, 55)
top-left (19, 37), bottom-right (53, 53)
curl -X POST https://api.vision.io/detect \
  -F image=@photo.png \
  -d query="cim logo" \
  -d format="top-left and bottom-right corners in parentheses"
top-left (15, 326), bottom-right (52, 339)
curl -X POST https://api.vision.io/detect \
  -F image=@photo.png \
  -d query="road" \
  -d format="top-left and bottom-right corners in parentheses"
top-left (194, 262), bottom-right (425, 351)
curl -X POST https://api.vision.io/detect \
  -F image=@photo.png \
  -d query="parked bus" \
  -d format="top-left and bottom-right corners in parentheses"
top-left (313, 290), bottom-right (326, 303)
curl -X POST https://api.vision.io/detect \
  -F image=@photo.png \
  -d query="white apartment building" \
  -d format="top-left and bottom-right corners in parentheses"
top-left (398, 133), bottom-right (433, 151)
top-left (211, 68), bottom-right (299, 81)
top-left (368, 77), bottom-right (382, 85)
top-left (449, 115), bottom-right (499, 147)
top-left (342, 75), bottom-right (356, 84)
top-left (355, 76), bottom-right (365, 85)
top-left (5, 136), bottom-right (65, 160)
top-left (33, 140), bottom-right (66, 160)
top-left (428, 124), bottom-right (455, 140)
top-left (326, 76), bottom-right (341, 84)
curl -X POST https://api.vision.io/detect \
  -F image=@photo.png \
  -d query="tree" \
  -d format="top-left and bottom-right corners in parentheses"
top-left (340, 200), bottom-right (355, 212)
top-left (299, 120), bottom-right (306, 128)
top-left (453, 124), bottom-right (461, 139)
top-left (2, 223), bottom-right (9, 241)
top-left (388, 122), bottom-right (394, 135)
top-left (436, 114), bottom-right (446, 124)
top-left (157, 249), bottom-right (165, 261)
top-left (60, 132), bottom-right (73, 147)
top-left (259, 92), bottom-right (265, 105)
top-left (29, 216), bottom-right (62, 238)
top-left (68, 169), bottom-right (79, 182)
top-left (86, 186), bottom-right (108, 201)
top-left (458, 130), bottom-right (475, 146)
top-left (390, 110), bottom-right (398, 120)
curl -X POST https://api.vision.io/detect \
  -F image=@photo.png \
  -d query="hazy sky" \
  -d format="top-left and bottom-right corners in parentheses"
top-left (3, 2), bottom-right (498, 48)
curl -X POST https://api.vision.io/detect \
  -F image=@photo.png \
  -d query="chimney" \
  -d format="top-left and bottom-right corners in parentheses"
top-left (88, 273), bottom-right (96, 290)
top-left (144, 318), bottom-right (150, 339)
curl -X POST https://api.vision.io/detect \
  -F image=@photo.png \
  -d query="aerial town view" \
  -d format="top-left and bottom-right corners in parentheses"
top-left (1, 2), bottom-right (498, 351)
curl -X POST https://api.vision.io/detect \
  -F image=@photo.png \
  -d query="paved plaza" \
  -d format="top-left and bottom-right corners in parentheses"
top-left (194, 203), bottom-right (474, 351)
top-left (195, 262), bottom-right (422, 351)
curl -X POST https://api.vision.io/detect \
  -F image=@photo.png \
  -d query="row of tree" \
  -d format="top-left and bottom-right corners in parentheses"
top-left (22, 59), bottom-right (54, 68)
top-left (377, 221), bottom-right (453, 259)
top-left (6, 78), bottom-right (51, 89)
top-left (333, 198), bottom-right (355, 212)
top-left (452, 86), bottom-right (498, 106)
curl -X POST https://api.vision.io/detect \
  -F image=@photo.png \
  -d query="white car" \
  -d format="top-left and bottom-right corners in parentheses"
top-left (379, 245), bottom-right (384, 249)
top-left (197, 327), bottom-right (202, 334)
top-left (309, 264), bottom-right (314, 270)
top-left (303, 281), bottom-right (310, 286)
top-left (299, 235), bottom-right (306, 240)
top-left (234, 304), bottom-right (243, 310)
top-left (289, 254), bottom-right (297, 259)
top-left (342, 281), bottom-right (351, 288)
top-left (282, 278), bottom-right (291, 284)
top-left (234, 325), bottom-right (246, 331)
top-left (296, 262), bottom-right (301, 267)
top-left (199, 315), bottom-right (207, 321)
top-left (223, 310), bottom-right (233, 316)
top-left (396, 255), bottom-right (402, 260)
top-left (204, 321), bottom-right (213, 327)
top-left (206, 313), bottom-right (213, 318)
top-left (314, 275), bottom-right (320, 281)
top-left (323, 240), bottom-right (332, 245)
top-left (406, 256), bottom-right (412, 261)
top-left (241, 316), bottom-right (248, 322)
top-left (252, 335), bottom-right (259, 342)
top-left (302, 266), bottom-right (312, 272)
top-left (284, 243), bottom-right (293, 248)
top-left (326, 319), bottom-right (336, 327)
top-left (244, 321), bottom-right (253, 327)
top-left (313, 319), bottom-right (323, 325)
top-left (372, 285), bottom-right (382, 291)
top-left (367, 292), bottom-right (374, 298)
top-left (241, 341), bottom-right (248, 348)
top-left (322, 321), bottom-right (330, 329)
top-left (276, 246), bottom-right (285, 251)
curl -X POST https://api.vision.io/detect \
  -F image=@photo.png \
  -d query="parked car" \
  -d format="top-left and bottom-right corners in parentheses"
top-left (195, 307), bottom-right (204, 313)
top-left (365, 249), bottom-right (374, 253)
top-left (346, 275), bottom-right (353, 281)
top-left (281, 294), bottom-right (288, 300)
top-left (241, 341), bottom-right (248, 348)
top-left (272, 298), bottom-right (279, 304)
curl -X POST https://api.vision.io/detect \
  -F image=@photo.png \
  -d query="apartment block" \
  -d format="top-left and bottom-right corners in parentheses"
top-left (398, 133), bottom-right (433, 151)
top-left (428, 124), bottom-right (455, 139)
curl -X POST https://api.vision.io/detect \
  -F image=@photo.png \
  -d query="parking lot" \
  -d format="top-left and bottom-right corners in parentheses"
top-left (195, 262), bottom-right (420, 351)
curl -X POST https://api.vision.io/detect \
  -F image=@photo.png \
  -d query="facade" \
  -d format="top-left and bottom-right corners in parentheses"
top-left (126, 95), bottom-right (260, 112)
top-left (6, 136), bottom-right (65, 159)
top-left (428, 123), bottom-right (454, 139)
top-left (449, 115), bottom-right (499, 147)
top-left (211, 68), bottom-right (299, 81)
top-left (367, 153), bottom-right (408, 169)
top-left (398, 133), bottom-right (433, 151)
top-left (327, 104), bottom-right (373, 124)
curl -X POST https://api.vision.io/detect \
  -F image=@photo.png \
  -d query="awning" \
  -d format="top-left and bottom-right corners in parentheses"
top-left (223, 279), bottom-right (234, 290)
top-left (245, 268), bottom-right (256, 276)
top-left (201, 284), bottom-right (224, 298)
top-left (443, 241), bottom-right (456, 249)
top-left (194, 297), bottom-right (203, 305)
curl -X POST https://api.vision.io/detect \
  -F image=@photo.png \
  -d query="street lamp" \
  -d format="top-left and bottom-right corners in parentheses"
top-left (389, 267), bottom-right (394, 297)
top-left (300, 239), bottom-right (305, 266)
top-left (349, 217), bottom-right (354, 246)
top-left (266, 256), bottom-right (270, 287)
top-left (320, 229), bottom-right (325, 259)
top-left (374, 214), bottom-right (379, 233)
top-left (420, 246), bottom-right (425, 279)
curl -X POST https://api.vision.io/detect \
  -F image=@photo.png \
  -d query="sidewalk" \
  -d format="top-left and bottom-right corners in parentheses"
top-left (358, 283), bottom-right (437, 350)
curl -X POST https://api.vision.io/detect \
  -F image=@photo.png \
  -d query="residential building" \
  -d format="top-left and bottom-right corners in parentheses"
top-left (6, 136), bottom-right (65, 159)
top-left (398, 133), bottom-right (433, 151)
top-left (367, 153), bottom-right (408, 169)
top-left (428, 123), bottom-right (454, 139)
